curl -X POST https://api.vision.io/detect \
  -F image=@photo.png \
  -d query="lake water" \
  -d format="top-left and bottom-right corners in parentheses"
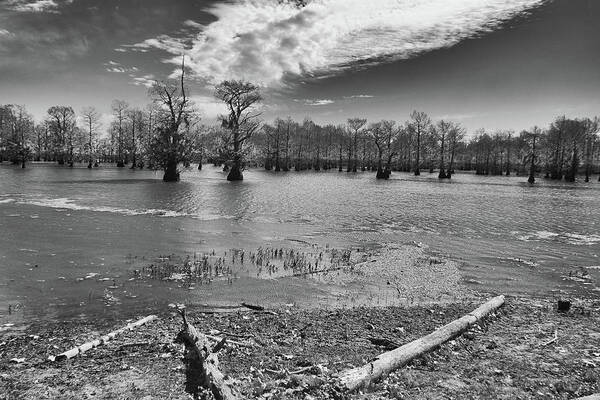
top-left (1, 164), bottom-right (599, 326)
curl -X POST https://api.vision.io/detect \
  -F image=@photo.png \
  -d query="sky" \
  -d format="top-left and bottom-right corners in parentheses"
top-left (0, 0), bottom-right (599, 134)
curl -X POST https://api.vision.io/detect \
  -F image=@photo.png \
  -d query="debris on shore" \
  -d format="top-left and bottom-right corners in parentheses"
top-left (1, 297), bottom-right (599, 399)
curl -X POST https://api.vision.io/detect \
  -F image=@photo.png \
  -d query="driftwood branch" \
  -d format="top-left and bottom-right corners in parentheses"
top-left (175, 308), bottom-right (239, 400)
top-left (336, 295), bottom-right (505, 392)
top-left (542, 329), bottom-right (558, 346)
top-left (49, 315), bottom-right (157, 362)
top-left (240, 302), bottom-right (264, 311)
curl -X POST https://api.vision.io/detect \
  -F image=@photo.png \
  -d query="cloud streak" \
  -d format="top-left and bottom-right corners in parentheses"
top-left (305, 99), bottom-right (334, 106)
top-left (5, 0), bottom-right (71, 13)
top-left (104, 60), bottom-right (138, 74)
top-left (135, 0), bottom-right (547, 87)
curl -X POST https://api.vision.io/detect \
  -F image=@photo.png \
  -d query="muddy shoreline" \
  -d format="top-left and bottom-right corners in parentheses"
top-left (2, 245), bottom-right (599, 399)
top-left (1, 296), bottom-right (599, 399)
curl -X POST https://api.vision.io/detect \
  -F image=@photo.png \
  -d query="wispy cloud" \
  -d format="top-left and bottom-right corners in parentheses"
top-left (131, 0), bottom-right (546, 87)
top-left (345, 94), bottom-right (374, 99)
top-left (307, 99), bottom-right (334, 106)
top-left (6, 0), bottom-right (72, 13)
top-left (130, 74), bottom-right (156, 88)
top-left (125, 35), bottom-right (188, 54)
top-left (103, 60), bottom-right (138, 74)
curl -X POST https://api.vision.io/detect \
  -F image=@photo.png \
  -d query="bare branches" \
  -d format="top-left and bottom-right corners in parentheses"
top-left (214, 80), bottom-right (262, 180)
top-left (147, 56), bottom-right (197, 181)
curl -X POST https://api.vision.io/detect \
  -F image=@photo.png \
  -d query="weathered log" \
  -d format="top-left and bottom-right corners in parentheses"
top-left (337, 295), bottom-right (505, 392)
top-left (575, 395), bottom-right (600, 400)
top-left (50, 315), bottom-right (157, 362)
top-left (175, 309), bottom-right (239, 400)
top-left (240, 302), bottom-right (264, 311)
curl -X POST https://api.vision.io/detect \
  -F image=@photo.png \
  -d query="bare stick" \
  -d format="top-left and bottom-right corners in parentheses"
top-left (49, 315), bottom-right (158, 362)
top-left (542, 329), bottom-right (558, 346)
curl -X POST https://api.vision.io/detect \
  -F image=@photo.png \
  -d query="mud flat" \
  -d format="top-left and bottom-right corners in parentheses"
top-left (1, 295), bottom-right (599, 399)
top-left (2, 245), bottom-right (599, 399)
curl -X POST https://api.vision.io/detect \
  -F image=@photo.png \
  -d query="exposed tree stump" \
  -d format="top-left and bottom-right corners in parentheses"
top-left (175, 309), bottom-right (239, 400)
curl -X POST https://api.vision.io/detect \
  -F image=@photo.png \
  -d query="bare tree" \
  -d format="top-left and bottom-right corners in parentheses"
top-left (149, 58), bottom-right (196, 182)
top-left (214, 80), bottom-right (262, 181)
top-left (127, 108), bottom-right (144, 169)
top-left (4, 105), bottom-right (34, 168)
top-left (47, 106), bottom-right (76, 165)
top-left (111, 100), bottom-right (129, 167)
top-left (369, 122), bottom-right (386, 179)
top-left (408, 111), bottom-right (431, 176)
top-left (347, 118), bottom-right (367, 172)
top-left (523, 126), bottom-right (541, 184)
top-left (436, 120), bottom-right (451, 179)
top-left (81, 106), bottom-right (102, 168)
top-left (446, 122), bottom-right (465, 178)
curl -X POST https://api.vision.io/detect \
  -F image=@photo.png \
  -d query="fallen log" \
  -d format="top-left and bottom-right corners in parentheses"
top-left (175, 308), bottom-right (239, 400)
top-left (240, 302), bottom-right (277, 315)
top-left (240, 302), bottom-right (264, 311)
top-left (49, 315), bottom-right (157, 362)
top-left (574, 395), bottom-right (600, 400)
top-left (337, 295), bottom-right (505, 392)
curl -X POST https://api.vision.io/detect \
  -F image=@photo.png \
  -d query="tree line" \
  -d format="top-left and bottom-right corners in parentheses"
top-left (251, 113), bottom-right (600, 183)
top-left (0, 62), bottom-right (263, 182)
top-left (1, 71), bottom-right (599, 183)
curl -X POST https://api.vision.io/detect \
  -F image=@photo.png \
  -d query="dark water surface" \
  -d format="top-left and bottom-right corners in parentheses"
top-left (1, 164), bottom-right (599, 326)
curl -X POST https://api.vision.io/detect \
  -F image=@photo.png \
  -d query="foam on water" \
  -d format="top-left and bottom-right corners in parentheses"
top-left (564, 233), bottom-right (600, 246)
top-left (516, 230), bottom-right (600, 246)
top-left (17, 197), bottom-right (231, 221)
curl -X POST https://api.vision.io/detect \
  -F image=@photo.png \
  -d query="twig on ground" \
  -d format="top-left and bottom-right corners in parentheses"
top-left (542, 329), bottom-right (558, 346)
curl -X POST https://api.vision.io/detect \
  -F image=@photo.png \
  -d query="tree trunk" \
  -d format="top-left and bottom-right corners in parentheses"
top-left (506, 137), bottom-right (511, 176)
top-left (50, 315), bottom-right (157, 362)
top-left (438, 132), bottom-right (446, 179)
top-left (375, 149), bottom-right (386, 179)
top-left (565, 141), bottom-right (578, 182)
top-left (414, 132), bottom-right (421, 176)
top-left (175, 310), bottom-right (239, 400)
top-left (163, 160), bottom-right (180, 182)
top-left (337, 296), bottom-right (505, 393)
top-left (228, 128), bottom-right (244, 181)
top-left (528, 135), bottom-right (536, 184)
top-left (227, 164), bottom-right (243, 181)
top-left (346, 144), bottom-right (352, 172)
